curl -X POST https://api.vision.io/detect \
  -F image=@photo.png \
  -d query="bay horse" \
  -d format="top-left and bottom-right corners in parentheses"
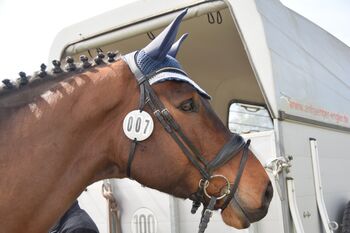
top-left (0, 10), bottom-right (272, 233)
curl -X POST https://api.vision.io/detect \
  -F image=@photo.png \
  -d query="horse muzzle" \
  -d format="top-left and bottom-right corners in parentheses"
top-left (225, 180), bottom-right (273, 228)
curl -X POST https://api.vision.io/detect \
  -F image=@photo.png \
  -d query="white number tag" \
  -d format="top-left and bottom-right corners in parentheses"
top-left (123, 110), bottom-right (154, 141)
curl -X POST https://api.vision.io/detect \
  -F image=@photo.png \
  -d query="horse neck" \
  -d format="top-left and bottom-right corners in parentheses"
top-left (0, 60), bottom-right (134, 233)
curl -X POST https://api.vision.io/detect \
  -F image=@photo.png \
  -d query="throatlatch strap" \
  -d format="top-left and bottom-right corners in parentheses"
top-left (127, 139), bottom-right (138, 178)
top-left (138, 84), bottom-right (146, 110)
top-left (126, 81), bottom-right (149, 178)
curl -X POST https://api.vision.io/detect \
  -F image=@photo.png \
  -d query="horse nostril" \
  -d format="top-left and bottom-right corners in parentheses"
top-left (264, 181), bottom-right (273, 204)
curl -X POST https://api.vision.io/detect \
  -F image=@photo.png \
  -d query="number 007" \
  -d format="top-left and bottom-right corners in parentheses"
top-left (127, 116), bottom-right (150, 134)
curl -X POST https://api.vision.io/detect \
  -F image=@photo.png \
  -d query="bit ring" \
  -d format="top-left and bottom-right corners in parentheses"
top-left (199, 174), bottom-right (231, 200)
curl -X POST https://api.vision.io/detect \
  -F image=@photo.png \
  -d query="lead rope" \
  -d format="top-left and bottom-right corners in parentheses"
top-left (198, 197), bottom-right (217, 233)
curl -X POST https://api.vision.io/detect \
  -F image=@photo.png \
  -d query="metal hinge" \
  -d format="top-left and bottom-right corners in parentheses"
top-left (265, 156), bottom-right (293, 200)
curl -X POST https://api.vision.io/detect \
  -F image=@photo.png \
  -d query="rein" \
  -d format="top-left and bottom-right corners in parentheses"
top-left (125, 54), bottom-right (251, 232)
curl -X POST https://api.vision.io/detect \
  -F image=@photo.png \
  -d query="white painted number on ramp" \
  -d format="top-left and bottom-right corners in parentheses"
top-left (131, 207), bottom-right (157, 233)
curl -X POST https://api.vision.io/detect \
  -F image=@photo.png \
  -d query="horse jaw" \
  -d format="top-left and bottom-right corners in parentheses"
top-left (221, 204), bottom-right (251, 229)
top-left (220, 196), bottom-right (270, 229)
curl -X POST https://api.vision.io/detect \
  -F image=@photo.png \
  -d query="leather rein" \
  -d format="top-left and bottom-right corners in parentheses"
top-left (126, 65), bottom-right (251, 233)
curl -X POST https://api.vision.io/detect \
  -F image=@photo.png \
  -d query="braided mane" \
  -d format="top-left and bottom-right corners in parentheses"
top-left (0, 51), bottom-right (120, 111)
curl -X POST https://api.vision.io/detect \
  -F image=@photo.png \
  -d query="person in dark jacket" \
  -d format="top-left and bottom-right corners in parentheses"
top-left (49, 200), bottom-right (99, 233)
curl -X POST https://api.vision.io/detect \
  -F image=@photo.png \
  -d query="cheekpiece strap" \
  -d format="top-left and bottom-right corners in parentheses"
top-left (220, 139), bottom-right (251, 211)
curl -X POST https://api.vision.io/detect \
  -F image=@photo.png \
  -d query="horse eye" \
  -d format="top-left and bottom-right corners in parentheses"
top-left (180, 99), bottom-right (197, 112)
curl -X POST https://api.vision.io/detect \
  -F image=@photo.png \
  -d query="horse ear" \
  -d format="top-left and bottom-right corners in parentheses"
top-left (143, 9), bottom-right (188, 61)
top-left (168, 33), bottom-right (189, 58)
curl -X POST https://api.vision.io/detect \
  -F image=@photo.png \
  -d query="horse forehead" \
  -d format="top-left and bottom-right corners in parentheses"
top-left (154, 81), bottom-right (196, 97)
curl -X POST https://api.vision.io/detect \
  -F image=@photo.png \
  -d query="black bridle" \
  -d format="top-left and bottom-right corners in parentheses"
top-left (126, 65), bottom-right (251, 233)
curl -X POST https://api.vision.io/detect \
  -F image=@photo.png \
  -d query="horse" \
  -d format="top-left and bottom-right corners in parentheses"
top-left (0, 10), bottom-right (272, 233)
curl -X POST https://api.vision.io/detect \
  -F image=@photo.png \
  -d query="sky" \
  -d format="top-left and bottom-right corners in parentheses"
top-left (280, 0), bottom-right (350, 45)
top-left (0, 0), bottom-right (349, 80)
top-left (0, 0), bottom-right (137, 79)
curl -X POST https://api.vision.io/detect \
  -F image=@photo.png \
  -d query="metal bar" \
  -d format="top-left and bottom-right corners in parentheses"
top-left (286, 178), bottom-right (305, 233)
top-left (273, 119), bottom-right (293, 233)
top-left (229, 122), bottom-right (272, 129)
top-left (309, 139), bottom-right (337, 232)
top-left (169, 196), bottom-right (180, 233)
top-left (279, 111), bottom-right (350, 133)
top-left (230, 110), bottom-right (271, 117)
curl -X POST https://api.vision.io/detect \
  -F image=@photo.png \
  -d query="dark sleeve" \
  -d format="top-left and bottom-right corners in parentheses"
top-left (70, 229), bottom-right (99, 233)
top-left (59, 202), bottom-right (99, 233)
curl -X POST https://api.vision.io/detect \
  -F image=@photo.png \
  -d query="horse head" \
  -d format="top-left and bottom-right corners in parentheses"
top-left (0, 9), bottom-right (272, 233)
top-left (117, 9), bottom-right (273, 229)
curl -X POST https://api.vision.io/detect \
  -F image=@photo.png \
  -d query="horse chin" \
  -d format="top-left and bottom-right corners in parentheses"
top-left (220, 204), bottom-right (251, 229)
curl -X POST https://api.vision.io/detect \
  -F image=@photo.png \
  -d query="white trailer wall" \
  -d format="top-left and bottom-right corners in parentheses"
top-left (278, 121), bottom-right (350, 232)
top-left (226, 0), bottom-right (350, 129)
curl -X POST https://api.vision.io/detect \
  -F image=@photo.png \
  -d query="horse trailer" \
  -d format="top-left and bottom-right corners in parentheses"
top-left (49, 0), bottom-right (350, 232)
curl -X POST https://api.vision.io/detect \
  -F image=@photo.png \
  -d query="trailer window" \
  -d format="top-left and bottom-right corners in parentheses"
top-left (228, 102), bottom-right (273, 134)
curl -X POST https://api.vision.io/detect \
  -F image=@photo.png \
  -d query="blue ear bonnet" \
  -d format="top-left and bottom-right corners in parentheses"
top-left (135, 50), bottom-right (183, 75)
top-left (122, 9), bottom-right (211, 99)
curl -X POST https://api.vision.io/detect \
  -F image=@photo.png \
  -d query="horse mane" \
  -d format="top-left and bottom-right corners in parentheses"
top-left (0, 51), bottom-right (121, 113)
